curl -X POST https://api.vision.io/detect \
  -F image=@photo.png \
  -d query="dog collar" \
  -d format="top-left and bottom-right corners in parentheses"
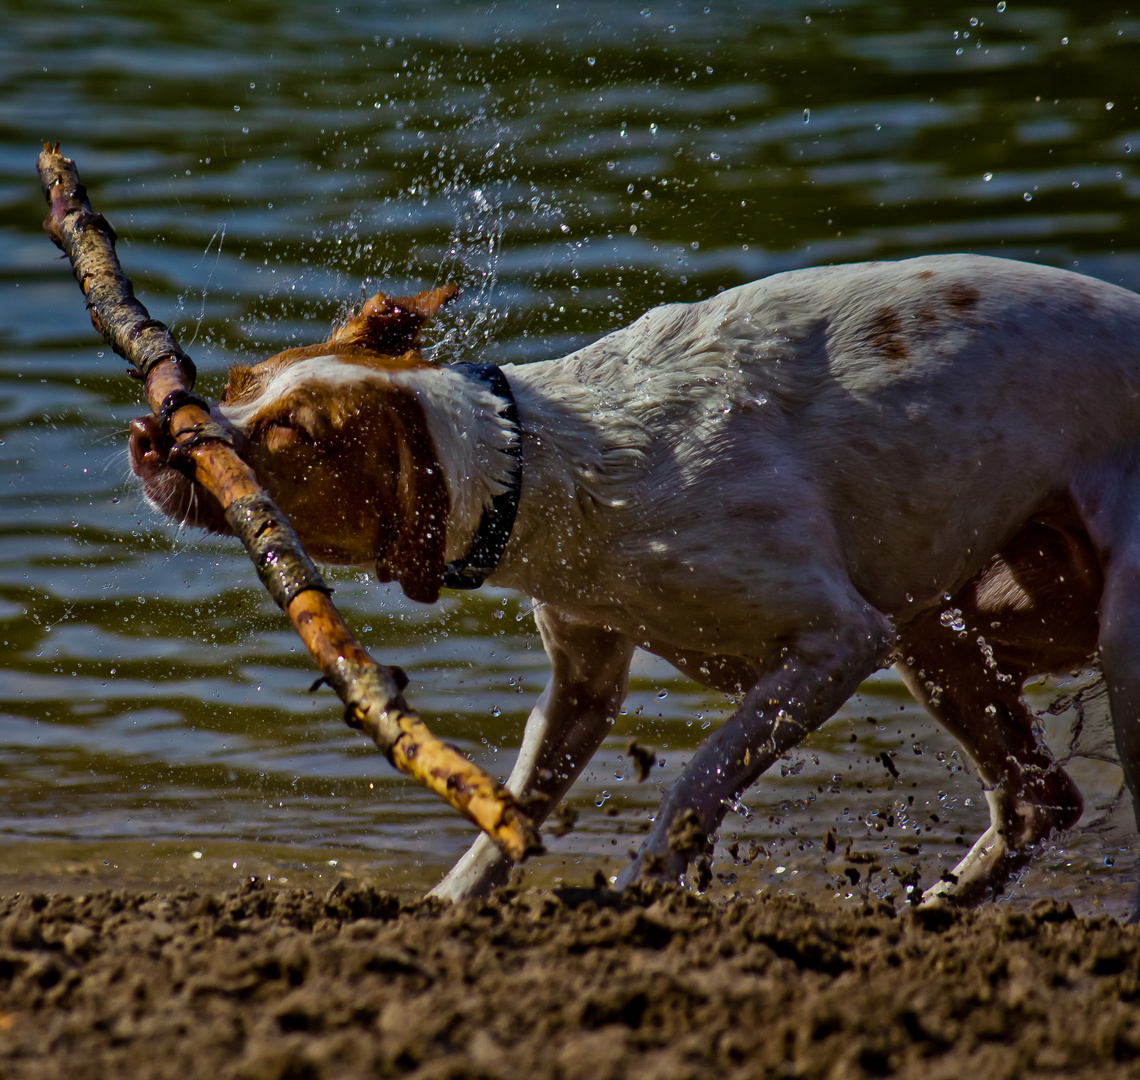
top-left (440, 362), bottom-right (522, 591)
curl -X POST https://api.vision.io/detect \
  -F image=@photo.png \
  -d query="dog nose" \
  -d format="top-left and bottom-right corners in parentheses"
top-left (128, 414), bottom-right (173, 470)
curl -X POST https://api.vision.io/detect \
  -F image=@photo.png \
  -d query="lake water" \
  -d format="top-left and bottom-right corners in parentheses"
top-left (2, 0), bottom-right (1138, 916)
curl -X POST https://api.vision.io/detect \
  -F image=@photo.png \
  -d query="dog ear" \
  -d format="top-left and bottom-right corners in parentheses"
top-left (373, 388), bottom-right (450, 604)
top-left (329, 283), bottom-right (459, 355)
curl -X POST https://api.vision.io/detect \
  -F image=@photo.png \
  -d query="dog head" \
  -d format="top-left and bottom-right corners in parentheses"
top-left (128, 284), bottom-right (458, 603)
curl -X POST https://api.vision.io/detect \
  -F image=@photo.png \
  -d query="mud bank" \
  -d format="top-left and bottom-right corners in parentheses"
top-left (2, 881), bottom-right (1139, 1079)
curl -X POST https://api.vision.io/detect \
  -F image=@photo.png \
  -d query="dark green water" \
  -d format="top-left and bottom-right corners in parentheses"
top-left (1, 0), bottom-right (1136, 912)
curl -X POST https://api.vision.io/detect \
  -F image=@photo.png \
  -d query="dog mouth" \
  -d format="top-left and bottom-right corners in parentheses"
top-left (128, 412), bottom-right (230, 533)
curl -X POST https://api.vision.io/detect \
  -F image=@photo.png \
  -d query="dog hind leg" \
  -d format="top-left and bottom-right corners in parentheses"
top-left (898, 606), bottom-right (1083, 909)
top-left (1099, 566), bottom-right (1140, 922)
top-left (1072, 456), bottom-right (1140, 922)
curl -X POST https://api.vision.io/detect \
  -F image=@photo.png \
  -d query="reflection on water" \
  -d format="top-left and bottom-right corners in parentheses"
top-left (2, 0), bottom-right (1139, 915)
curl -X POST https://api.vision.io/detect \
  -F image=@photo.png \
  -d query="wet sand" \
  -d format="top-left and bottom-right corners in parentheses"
top-left (3, 878), bottom-right (1140, 1080)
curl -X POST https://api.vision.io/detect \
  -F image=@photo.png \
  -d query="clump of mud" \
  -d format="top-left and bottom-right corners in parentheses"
top-left (2, 879), bottom-right (1139, 1079)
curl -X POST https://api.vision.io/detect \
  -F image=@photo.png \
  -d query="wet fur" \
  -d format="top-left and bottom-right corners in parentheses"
top-left (131, 255), bottom-right (1140, 914)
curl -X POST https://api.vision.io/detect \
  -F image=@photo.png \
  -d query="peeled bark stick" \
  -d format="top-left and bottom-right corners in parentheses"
top-left (35, 143), bottom-right (539, 862)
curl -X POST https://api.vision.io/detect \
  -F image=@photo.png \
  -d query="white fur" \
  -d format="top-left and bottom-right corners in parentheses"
top-left (425, 254), bottom-right (1140, 908)
top-left (192, 254), bottom-right (1140, 912)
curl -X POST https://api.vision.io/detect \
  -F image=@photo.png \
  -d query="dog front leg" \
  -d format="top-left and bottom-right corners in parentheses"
top-left (616, 614), bottom-right (894, 890)
top-left (429, 609), bottom-right (635, 901)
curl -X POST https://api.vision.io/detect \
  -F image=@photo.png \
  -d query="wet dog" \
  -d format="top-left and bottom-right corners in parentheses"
top-left (130, 255), bottom-right (1140, 913)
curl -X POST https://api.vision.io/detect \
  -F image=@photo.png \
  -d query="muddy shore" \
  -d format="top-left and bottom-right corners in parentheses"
top-left (2, 879), bottom-right (1139, 1080)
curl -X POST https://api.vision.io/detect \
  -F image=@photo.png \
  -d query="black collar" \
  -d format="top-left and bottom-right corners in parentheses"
top-left (440, 363), bottom-right (523, 591)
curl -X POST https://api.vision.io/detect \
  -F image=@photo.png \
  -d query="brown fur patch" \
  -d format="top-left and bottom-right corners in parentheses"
top-left (221, 364), bottom-right (258, 404)
top-left (328, 284), bottom-right (459, 354)
top-left (219, 375), bottom-right (451, 602)
top-left (870, 306), bottom-right (909, 368)
top-left (945, 282), bottom-right (981, 310)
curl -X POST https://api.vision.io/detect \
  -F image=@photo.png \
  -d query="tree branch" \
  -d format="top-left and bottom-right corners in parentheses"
top-left (36, 143), bottom-right (539, 865)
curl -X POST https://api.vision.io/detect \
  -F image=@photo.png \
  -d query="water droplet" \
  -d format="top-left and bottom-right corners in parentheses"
top-left (1072, 180), bottom-right (1080, 188)
top-left (587, 56), bottom-right (596, 66)
top-left (1107, 101), bottom-right (1115, 110)
top-left (491, 706), bottom-right (501, 717)
top-left (997, 0), bottom-right (1006, 10)
top-left (803, 108), bottom-right (810, 123)
top-left (940, 609), bottom-right (966, 632)
top-left (649, 122), bottom-right (658, 134)
top-left (1061, 36), bottom-right (1068, 44)
top-left (709, 151), bottom-right (720, 161)
top-left (1023, 191), bottom-right (1032, 201)
top-left (983, 171), bottom-right (993, 181)
top-left (657, 689), bottom-right (668, 699)
top-left (969, 16), bottom-right (978, 25)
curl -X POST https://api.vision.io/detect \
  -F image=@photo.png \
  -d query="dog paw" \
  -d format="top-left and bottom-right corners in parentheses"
top-left (918, 824), bottom-right (1031, 909)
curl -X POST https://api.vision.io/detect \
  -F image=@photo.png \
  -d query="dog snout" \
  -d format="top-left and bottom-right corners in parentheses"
top-left (128, 414), bottom-right (175, 476)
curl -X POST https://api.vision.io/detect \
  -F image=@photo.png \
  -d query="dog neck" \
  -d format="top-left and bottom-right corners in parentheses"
top-left (406, 364), bottom-right (521, 565)
top-left (413, 357), bottom-right (612, 597)
top-left (420, 347), bottom-right (665, 600)
top-left (439, 364), bottom-right (522, 590)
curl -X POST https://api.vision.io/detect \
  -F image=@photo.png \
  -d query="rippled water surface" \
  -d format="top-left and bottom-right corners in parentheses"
top-left (3, 0), bottom-right (1139, 914)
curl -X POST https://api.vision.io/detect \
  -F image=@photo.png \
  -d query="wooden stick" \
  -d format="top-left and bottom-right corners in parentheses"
top-left (36, 143), bottom-right (540, 863)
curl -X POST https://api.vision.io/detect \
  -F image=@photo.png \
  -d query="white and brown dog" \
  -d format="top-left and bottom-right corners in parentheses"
top-left (130, 254), bottom-right (1140, 913)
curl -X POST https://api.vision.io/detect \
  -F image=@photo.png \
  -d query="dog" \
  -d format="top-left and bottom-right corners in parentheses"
top-left (129, 254), bottom-right (1140, 914)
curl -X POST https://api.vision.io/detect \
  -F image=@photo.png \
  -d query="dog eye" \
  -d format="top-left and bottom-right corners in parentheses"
top-left (262, 422), bottom-right (311, 453)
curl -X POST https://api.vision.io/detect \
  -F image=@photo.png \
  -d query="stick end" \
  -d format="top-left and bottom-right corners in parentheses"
top-left (494, 800), bottom-right (544, 863)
